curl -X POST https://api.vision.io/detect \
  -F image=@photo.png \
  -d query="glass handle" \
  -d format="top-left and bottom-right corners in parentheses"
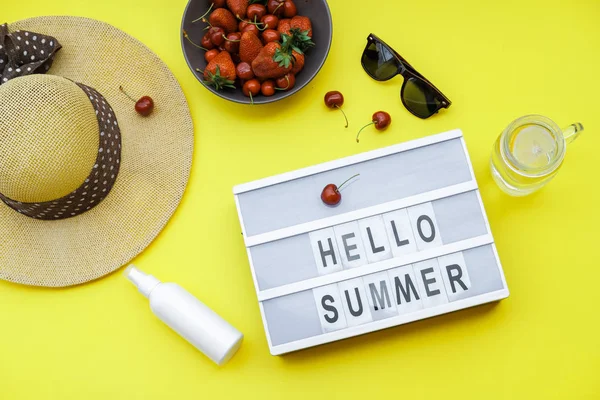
top-left (562, 122), bottom-right (584, 145)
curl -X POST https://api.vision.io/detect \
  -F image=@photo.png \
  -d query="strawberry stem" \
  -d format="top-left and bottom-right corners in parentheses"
top-left (356, 121), bottom-right (375, 143)
top-left (192, 3), bottom-right (214, 23)
top-left (335, 105), bottom-right (349, 128)
top-left (183, 30), bottom-right (208, 50)
top-left (119, 86), bottom-right (137, 103)
top-left (338, 174), bottom-right (360, 191)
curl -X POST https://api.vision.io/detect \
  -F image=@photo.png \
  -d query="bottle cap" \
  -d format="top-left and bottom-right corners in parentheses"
top-left (125, 265), bottom-right (160, 298)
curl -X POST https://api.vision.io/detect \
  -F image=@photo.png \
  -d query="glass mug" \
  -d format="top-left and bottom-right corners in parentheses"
top-left (491, 115), bottom-right (584, 196)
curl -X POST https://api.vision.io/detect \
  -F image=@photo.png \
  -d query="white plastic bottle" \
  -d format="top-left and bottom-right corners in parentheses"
top-left (125, 265), bottom-right (243, 366)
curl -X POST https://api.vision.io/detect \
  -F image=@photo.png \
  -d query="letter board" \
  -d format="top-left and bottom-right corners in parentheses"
top-left (234, 129), bottom-right (509, 355)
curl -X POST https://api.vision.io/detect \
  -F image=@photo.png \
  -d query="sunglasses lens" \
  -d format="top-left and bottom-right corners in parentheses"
top-left (402, 77), bottom-right (442, 119)
top-left (362, 42), bottom-right (400, 80)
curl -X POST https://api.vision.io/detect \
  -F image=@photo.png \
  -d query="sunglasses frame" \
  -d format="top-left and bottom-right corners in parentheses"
top-left (361, 33), bottom-right (452, 119)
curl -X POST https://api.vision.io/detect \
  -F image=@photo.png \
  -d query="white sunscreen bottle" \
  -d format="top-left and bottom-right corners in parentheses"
top-left (125, 265), bottom-right (243, 366)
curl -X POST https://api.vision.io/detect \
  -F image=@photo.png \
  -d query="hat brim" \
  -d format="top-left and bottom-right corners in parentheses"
top-left (0, 16), bottom-right (193, 287)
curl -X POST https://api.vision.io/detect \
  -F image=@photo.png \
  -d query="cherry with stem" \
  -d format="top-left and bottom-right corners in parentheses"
top-left (119, 86), bottom-right (154, 117)
top-left (183, 30), bottom-right (209, 50)
top-left (324, 91), bottom-right (348, 128)
top-left (356, 111), bottom-right (392, 143)
top-left (321, 173), bottom-right (360, 206)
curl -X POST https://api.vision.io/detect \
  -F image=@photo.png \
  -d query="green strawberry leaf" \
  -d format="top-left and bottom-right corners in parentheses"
top-left (275, 26), bottom-right (316, 68)
top-left (203, 65), bottom-right (236, 91)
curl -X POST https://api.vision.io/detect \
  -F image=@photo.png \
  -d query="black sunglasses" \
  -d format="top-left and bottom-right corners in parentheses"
top-left (361, 33), bottom-right (451, 119)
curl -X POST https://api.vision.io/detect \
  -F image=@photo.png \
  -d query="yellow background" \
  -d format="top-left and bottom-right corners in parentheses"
top-left (1, 0), bottom-right (599, 398)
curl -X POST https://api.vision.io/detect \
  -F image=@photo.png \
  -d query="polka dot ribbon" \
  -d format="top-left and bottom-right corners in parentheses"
top-left (0, 24), bottom-right (62, 85)
top-left (0, 83), bottom-right (122, 220)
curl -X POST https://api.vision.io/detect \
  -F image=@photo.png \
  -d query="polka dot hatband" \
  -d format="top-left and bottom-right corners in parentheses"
top-left (0, 83), bottom-right (122, 220)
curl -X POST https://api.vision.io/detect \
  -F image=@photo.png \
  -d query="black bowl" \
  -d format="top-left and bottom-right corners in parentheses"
top-left (181, 0), bottom-right (333, 105)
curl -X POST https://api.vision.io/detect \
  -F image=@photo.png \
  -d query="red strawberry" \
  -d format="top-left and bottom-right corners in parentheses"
top-left (227, 0), bottom-right (249, 19)
top-left (277, 18), bottom-right (292, 35)
top-left (291, 50), bottom-right (304, 75)
top-left (209, 8), bottom-right (238, 33)
top-left (251, 42), bottom-right (292, 79)
top-left (203, 51), bottom-right (237, 90)
top-left (239, 31), bottom-right (264, 64)
top-left (290, 15), bottom-right (312, 37)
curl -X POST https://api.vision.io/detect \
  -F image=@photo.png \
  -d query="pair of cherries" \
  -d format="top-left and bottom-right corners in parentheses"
top-left (324, 91), bottom-right (392, 143)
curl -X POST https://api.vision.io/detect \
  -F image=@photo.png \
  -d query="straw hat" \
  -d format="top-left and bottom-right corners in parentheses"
top-left (0, 17), bottom-right (193, 287)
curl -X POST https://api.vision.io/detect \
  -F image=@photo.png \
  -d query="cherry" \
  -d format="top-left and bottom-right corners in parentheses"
top-left (200, 33), bottom-right (215, 49)
top-left (223, 32), bottom-right (241, 53)
top-left (239, 20), bottom-right (250, 31)
top-left (211, 0), bottom-right (226, 8)
top-left (268, 0), bottom-right (285, 17)
top-left (324, 91), bottom-right (348, 128)
top-left (283, 0), bottom-right (297, 17)
top-left (204, 49), bottom-right (219, 62)
top-left (208, 26), bottom-right (226, 46)
top-left (182, 29), bottom-right (212, 50)
top-left (120, 86), bottom-right (154, 117)
top-left (236, 62), bottom-right (254, 80)
top-left (243, 79), bottom-right (261, 103)
top-left (262, 29), bottom-right (281, 43)
top-left (247, 4), bottom-right (267, 20)
top-left (261, 80), bottom-right (276, 96)
top-left (261, 15), bottom-right (279, 30)
top-left (242, 24), bottom-right (259, 35)
top-left (321, 174), bottom-right (360, 206)
top-left (356, 111), bottom-right (391, 143)
top-left (276, 73), bottom-right (295, 91)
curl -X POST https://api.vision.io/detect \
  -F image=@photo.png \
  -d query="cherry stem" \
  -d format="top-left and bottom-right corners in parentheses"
top-left (183, 30), bottom-right (208, 50)
top-left (238, 14), bottom-right (266, 29)
top-left (275, 75), bottom-right (290, 91)
top-left (281, 75), bottom-right (290, 90)
top-left (335, 105), bottom-right (349, 128)
top-left (223, 34), bottom-right (240, 42)
top-left (337, 174), bottom-right (360, 191)
top-left (249, 92), bottom-right (254, 105)
top-left (119, 86), bottom-right (137, 103)
top-left (356, 121), bottom-right (375, 143)
top-left (256, 16), bottom-right (269, 31)
top-left (192, 3), bottom-right (213, 23)
top-left (273, 2), bottom-right (284, 14)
